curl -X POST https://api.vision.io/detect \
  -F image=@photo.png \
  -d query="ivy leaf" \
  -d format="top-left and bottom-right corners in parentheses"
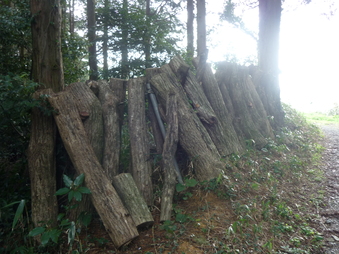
top-left (63, 174), bottom-right (73, 188)
top-left (55, 187), bottom-right (70, 196)
top-left (74, 173), bottom-right (85, 187)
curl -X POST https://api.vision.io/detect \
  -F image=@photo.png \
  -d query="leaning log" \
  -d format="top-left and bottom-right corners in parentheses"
top-left (147, 67), bottom-right (223, 182)
top-left (128, 77), bottom-right (153, 206)
top-left (112, 173), bottom-right (154, 229)
top-left (66, 82), bottom-right (104, 220)
top-left (160, 92), bottom-right (179, 222)
top-left (48, 89), bottom-right (138, 248)
top-left (216, 62), bottom-right (274, 148)
top-left (170, 56), bottom-right (243, 156)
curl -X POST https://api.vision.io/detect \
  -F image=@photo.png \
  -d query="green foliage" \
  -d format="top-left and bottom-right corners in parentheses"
top-left (0, 0), bottom-right (32, 74)
top-left (62, 32), bottom-right (89, 84)
top-left (95, 0), bottom-right (183, 78)
top-left (29, 174), bottom-right (92, 251)
top-left (55, 174), bottom-right (91, 202)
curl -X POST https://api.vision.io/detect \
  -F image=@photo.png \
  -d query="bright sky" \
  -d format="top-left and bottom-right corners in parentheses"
top-left (206, 0), bottom-right (339, 113)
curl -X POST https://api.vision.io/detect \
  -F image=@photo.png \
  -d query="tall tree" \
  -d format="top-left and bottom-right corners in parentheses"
top-left (257, 0), bottom-right (284, 126)
top-left (196, 0), bottom-right (207, 65)
top-left (187, 0), bottom-right (194, 58)
top-left (28, 0), bottom-right (64, 228)
top-left (87, 0), bottom-right (98, 80)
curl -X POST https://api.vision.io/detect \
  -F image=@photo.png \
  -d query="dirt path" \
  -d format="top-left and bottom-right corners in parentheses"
top-left (319, 124), bottom-right (339, 253)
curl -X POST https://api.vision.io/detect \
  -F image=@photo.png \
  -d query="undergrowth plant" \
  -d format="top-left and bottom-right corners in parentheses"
top-left (157, 104), bottom-right (326, 254)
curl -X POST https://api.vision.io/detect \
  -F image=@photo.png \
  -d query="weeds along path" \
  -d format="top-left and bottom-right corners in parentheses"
top-left (319, 123), bottom-right (339, 254)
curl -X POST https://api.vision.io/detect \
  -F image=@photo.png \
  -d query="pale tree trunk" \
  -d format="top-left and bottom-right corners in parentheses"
top-left (28, 0), bottom-right (64, 228)
top-left (121, 0), bottom-right (129, 79)
top-left (196, 0), bottom-right (207, 66)
top-left (257, 0), bottom-right (284, 127)
top-left (187, 0), bottom-right (194, 58)
top-left (144, 0), bottom-right (152, 68)
top-left (102, 0), bottom-right (109, 79)
top-left (87, 0), bottom-right (98, 80)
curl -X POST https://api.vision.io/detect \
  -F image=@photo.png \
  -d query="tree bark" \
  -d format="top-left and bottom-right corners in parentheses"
top-left (128, 77), bottom-right (153, 206)
top-left (28, 0), bottom-right (64, 228)
top-left (48, 90), bottom-right (139, 248)
top-left (187, 0), bottom-right (194, 58)
top-left (160, 93), bottom-right (178, 222)
top-left (87, 0), bottom-right (98, 80)
top-left (97, 80), bottom-right (121, 179)
top-left (65, 82), bottom-right (104, 220)
top-left (216, 62), bottom-right (274, 148)
top-left (258, 0), bottom-right (284, 127)
top-left (147, 66), bottom-right (223, 182)
top-left (192, 57), bottom-right (244, 155)
top-left (196, 0), bottom-right (207, 66)
top-left (112, 173), bottom-right (154, 229)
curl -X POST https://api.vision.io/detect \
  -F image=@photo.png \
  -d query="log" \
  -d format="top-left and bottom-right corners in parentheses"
top-left (112, 173), bottom-right (154, 229)
top-left (146, 67), bottom-right (223, 182)
top-left (65, 82), bottom-right (104, 220)
top-left (48, 89), bottom-right (138, 248)
top-left (170, 56), bottom-right (244, 156)
top-left (215, 62), bottom-right (274, 148)
top-left (160, 92), bottom-right (179, 222)
top-left (128, 77), bottom-right (153, 206)
top-left (97, 80), bottom-right (121, 179)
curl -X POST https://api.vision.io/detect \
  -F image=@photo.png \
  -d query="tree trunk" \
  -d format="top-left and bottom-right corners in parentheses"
top-left (87, 0), bottom-right (98, 80)
top-left (187, 0), bottom-right (194, 58)
top-left (196, 0), bottom-right (207, 66)
top-left (258, 0), bottom-right (284, 127)
top-left (48, 90), bottom-right (139, 248)
top-left (102, 0), bottom-right (109, 80)
top-left (144, 0), bottom-right (152, 68)
top-left (147, 65), bottom-right (223, 182)
top-left (121, 0), bottom-right (129, 79)
top-left (128, 77), bottom-right (153, 206)
top-left (216, 62), bottom-right (274, 148)
top-left (160, 93), bottom-right (178, 222)
top-left (28, 0), bottom-right (64, 229)
top-left (112, 173), bottom-right (154, 229)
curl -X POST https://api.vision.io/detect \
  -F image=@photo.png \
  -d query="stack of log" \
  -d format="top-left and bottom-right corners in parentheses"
top-left (46, 55), bottom-right (275, 248)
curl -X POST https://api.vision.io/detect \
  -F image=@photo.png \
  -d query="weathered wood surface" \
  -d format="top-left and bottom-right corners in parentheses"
top-left (28, 90), bottom-right (58, 228)
top-left (171, 56), bottom-right (243, 156)
top-left (147, 66), bottom-right (223, 182)
top-left (194, 58), bottom-right (244, 155)
top-left (48, 89), bottom-right (138, 248)
top-left (112, 173), bottom-right (154, 229)
top-left (216, 62), bottom-right (274, 148)
top-left (67, 82), bottom-right (104, 162)
top-left (66, 82), bottom-right (104, 220)
top-left (96, 80), bottom-right (121, 179)
top-left (128, 77), bottom-right (153, 206)
top-left (160, 93), bottom-right (179, 222)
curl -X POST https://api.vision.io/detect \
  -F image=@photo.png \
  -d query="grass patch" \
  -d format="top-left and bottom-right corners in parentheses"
top-left (303, 112), bottom-right (339, 125)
